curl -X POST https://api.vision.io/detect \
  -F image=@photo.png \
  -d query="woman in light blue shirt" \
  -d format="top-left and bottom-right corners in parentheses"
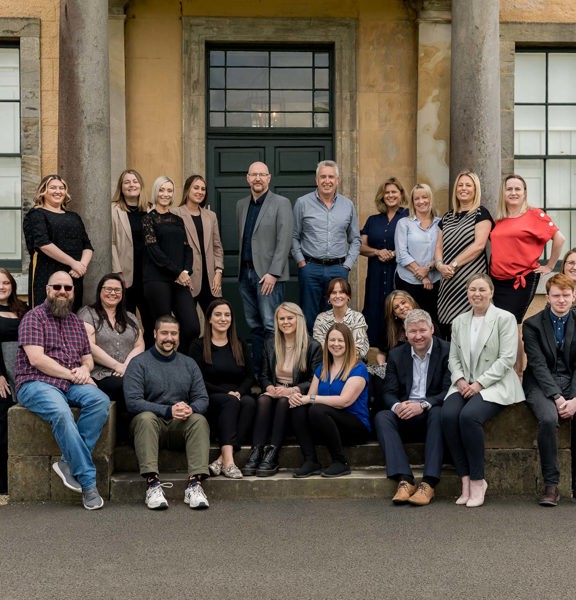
top-left (394, 183), bottom-right (441, 323)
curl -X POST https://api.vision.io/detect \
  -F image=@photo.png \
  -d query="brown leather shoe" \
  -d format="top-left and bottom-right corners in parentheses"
top-left (539, 485), bottom-right (560, 507)
top-left (408, 482), bottom-right (435, 506)
top-left (392, 480), bottom-right (417, 504)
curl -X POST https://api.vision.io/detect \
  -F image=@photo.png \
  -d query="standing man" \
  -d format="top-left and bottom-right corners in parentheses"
top-left (292, 160), bottom-right (362, 333)
top-left (523, 273), bottom-right (576, 506)
top-left (123, 314), bottom-right (211, 510)
top-left (374, 309), bottom-right (450, 506)
top-left (237, 161), bottom-right (293, 374)
top-left (15, 271), bottom-right (110, 510)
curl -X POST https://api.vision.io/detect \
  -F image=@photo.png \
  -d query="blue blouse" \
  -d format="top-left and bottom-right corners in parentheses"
top-left (315, 362), bottom-right (371, 431)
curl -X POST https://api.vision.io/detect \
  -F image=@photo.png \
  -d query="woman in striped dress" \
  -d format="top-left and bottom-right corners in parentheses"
top-left (433, 171), bottom-right (494, 339)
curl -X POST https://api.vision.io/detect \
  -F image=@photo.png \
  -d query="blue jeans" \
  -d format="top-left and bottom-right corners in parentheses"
top-left (17, 381), bottom-right (110, 490)
top-left (298, 262), bottom-right (349, 333)
top-left (239, 267), bottom-right (285, 375)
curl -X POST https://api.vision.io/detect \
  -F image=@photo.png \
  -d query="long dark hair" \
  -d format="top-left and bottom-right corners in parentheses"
top-left (180, 174), bottom-right (208, 208)
top-left (202, 299), bottom-right (244, 366)
top-left (90, 273), bottom-right (138, 334)
top-left (0, 268), bottom-right (28, 319)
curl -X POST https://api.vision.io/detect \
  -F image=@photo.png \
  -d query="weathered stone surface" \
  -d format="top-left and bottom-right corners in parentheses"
top-left (8, 455), bottom-right (51, 502)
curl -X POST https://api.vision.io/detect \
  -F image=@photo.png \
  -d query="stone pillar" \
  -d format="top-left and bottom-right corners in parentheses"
top-left (413, 0), bottom-right (452, 213)
top-left (108, 0), bottom-right (128, 193)
top-left (450, 0), bottom-right (501, 214)
top-left (58, 0), bottom-right (111, 304)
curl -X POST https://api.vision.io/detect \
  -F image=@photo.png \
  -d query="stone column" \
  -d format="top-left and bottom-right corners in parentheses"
top-left (58, 0), bottom-right (111, 304)
top-left (450, 0), bottom-right (501, 214)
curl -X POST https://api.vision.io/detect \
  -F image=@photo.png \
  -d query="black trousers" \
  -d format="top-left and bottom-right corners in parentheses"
top-left (207, 393), bottom-right (256, 450)
top-left (252, 394), bottom-right (291, 447)
top-left (96, 376), bottom-right (130, 444)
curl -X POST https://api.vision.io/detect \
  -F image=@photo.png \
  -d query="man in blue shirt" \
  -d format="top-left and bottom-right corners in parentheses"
top-left (292, 160), bottom-right (361, 333)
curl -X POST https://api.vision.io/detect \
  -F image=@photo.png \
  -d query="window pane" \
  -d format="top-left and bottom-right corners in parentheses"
top-left (227, 67), bottom-right (268, 89)
top-left (515, 52), bottom-right (545, 103)
top-left (549, 54), bottom-right (576, 103)
top-left (271, 90), bottom-right (312, 112)
top-left (314, 113), bottom-right (330, 128)
top-left (514, 105), bottom-right (545, 155)
top-left (271, 113), bottom-right (312, 128)
top-left (0, 209), bottom-right (21, 262)
top-left (546, 159), bottom-right (575, 209)
top-left (315, 53), bottom-right (329, 67)
top-left (227, 112), bottom-right (269, 127)
top-left (514, 158), bottom-right (544, 205)
top-left (0, 48), bottom-right (19, 100)
top-left (314, 90), bottom-right (330, 113)
top-left (315, 68), bottom-right (329, 90)
top-left (209, 89), bottom-right (225, 111)
top-left (209, 51), bottom-right (225, 66)
top-left (226, 89), bottom-right (268, 112)
top-left (271, 52), bottom-right (312, 67)
top-left (548, 106), bottom-right (576, 155)
top-left (0, 103), bottom-right (20, 153)
top-left (210, 67), bottom-right (225, 89)
top-left (209, 112), bottom-right (225, 127)
top-left (545, 210), bottom-right (569, 259)
top-left (0, 156), bottom-right (21, 207)
top-left (226, 51), bottom-right (268, 67)
top-left (270, 68), bottom-right (312, 89)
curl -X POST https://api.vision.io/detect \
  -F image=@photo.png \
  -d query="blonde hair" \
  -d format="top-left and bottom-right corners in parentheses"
top-left (374, 177), bottom-right (408, 214)
top-left (150, 176), bottom-right (175, 209)
top-left (112, 169), bottom-right (148, 212)
top-left (320, 323), bottom-right (358, 382)
top-left (274, 302), bottom-right (309, 372)
top-left (385, 291), bottom-right (419, 349)
top-left (33, 174), bottom-right (71, 208)
top-left (452, 171), bottom-right (481, 213)
top-left (408, 183), bottom-right (437, 219)
top-left (496, 174), bottom-right (528, 221)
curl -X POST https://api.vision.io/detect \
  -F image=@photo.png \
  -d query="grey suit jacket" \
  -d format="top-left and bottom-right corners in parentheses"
top-left (236, 190), bottom-right (293, 281)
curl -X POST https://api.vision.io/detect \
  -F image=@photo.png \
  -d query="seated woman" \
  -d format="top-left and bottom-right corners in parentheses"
top-left (242, 302), bottom-right (322, 477)
top-left (312, 278), bottom-right (369, 360)
top-left (0, 268), bottom-right (28, 494)
top-left (289, 323), bottom-right (371, 478)
top-left (379, 290), bottom-right (420, 363)
top-left (77, 273), bottom-right (144, 442)
top-left (190, 299), bottom-right (255, 479)
top-left (441, 273), bottom-right (524, 508)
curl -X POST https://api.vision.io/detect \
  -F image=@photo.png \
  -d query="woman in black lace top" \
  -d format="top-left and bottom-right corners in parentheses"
top-left (142, 176), bottom-right (200, 352)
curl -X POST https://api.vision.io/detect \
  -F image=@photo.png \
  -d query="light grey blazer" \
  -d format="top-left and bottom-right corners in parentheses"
top-left (447, 303), bottom-right (525, 405)
top-left (236, 191), bottom-right (293, 282)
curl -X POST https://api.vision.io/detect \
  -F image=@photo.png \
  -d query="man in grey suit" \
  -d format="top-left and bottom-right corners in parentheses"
top-left (236, 161), bottom-right (293, 375)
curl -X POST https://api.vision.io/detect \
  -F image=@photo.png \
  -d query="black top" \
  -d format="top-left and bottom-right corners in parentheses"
top-left (190, 338), bottom-right (254, 396)
top-left (241, 191), bottom-right (268, 263)
top-left (127, 206), bottom-right (146, 282)
top-left (142, 210), bottom-right (193, 283)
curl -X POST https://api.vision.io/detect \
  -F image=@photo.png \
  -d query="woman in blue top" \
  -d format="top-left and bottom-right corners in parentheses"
top-left (289, 322), bottom-right (370, 478)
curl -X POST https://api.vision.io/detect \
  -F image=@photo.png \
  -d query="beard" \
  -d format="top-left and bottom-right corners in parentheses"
top-left (47, 295), bottom-right (73, 318)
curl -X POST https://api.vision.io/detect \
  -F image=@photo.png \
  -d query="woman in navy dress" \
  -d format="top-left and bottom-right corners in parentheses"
top-left (360, 177), bottom-right (408, 347)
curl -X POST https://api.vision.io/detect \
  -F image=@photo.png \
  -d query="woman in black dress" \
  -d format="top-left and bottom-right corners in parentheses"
top-left (23, 174), bottom-right (93, 310)
top-left (142, 175), bottom-right (200, 353)
top-left (0, 269), bottom-right (28, 494)
top-left (190, 299), bottom-right (256, 479)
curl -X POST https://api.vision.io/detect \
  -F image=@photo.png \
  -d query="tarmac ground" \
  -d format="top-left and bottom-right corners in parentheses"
top-left (1, 495), bottom-right (575, 600)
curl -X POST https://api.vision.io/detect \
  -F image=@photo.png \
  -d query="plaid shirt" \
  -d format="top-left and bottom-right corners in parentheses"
top-left (15, 302), bottom-right (91, 393)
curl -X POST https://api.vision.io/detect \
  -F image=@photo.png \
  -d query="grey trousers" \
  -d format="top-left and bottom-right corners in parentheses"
top-left (130, 411), bottom-right (210, 477)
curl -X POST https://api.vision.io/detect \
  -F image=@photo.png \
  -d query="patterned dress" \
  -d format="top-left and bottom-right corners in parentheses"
top-left (437, 206), bottom-right (493, 326)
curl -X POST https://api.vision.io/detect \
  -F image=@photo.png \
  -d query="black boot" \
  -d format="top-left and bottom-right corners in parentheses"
top-left (242, 446), bottom-right (264, 476)
top-left (256, 445), bottom-right (280, 477)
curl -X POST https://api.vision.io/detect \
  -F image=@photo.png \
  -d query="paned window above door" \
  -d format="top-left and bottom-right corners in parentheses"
top-left (208, 47), bottom-right (331, 130)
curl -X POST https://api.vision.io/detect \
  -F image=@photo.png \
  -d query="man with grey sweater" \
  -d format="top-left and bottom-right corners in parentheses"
top-left (123, 314), bottom-right (210, 510)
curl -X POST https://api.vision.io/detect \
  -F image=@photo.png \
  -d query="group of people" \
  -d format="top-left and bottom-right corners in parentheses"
top-left (0, 160), bottom-right (575, 512)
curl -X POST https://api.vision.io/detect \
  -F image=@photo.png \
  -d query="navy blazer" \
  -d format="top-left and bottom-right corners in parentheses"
top-left (523, 306), bottom-right (576, 400)
top-left (381, 336), bottom-right (451, 409)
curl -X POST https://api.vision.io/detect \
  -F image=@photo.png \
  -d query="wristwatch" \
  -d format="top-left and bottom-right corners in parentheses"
top-left (420, 401), bottom-right (429, 412)
top-left (451, 260), bottom-right (458, 269)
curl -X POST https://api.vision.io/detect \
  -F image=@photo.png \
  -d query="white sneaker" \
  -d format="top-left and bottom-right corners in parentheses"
top-left (145, 482), bottom-right (173, 510)
top-left (184, 481), bottom-right (209, 509)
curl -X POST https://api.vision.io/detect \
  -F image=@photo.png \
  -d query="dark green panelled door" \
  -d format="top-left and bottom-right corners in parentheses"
top-left (206, 136), bottom-right (333, 337)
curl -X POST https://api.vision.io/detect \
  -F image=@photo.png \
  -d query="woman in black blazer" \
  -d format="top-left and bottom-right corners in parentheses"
top-left (242, 302), bottom-right (322, 477)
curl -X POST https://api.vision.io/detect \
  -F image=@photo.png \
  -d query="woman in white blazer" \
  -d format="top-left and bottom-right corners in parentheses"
top-left (172, 174), bottom-right (224, 316)
top-left (441, 273), bottom-right (524, 507)
top-left (111, 169), bottom-right (154, 346)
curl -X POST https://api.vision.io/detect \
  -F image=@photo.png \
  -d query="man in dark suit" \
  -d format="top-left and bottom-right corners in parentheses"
top-left (374, 309), bottom-right (450, 506)
top-left (236, 162), bottom-right (293, 374)
top-left (523, 273), bottom-right (576, 507)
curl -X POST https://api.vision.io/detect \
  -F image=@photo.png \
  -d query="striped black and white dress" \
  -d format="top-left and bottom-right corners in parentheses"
top-left (437, 206), bottom-right (494, 326)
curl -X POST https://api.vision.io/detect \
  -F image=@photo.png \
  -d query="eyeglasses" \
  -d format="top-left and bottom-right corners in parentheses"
top-left (102, 287), bottom-right (123, 295)
top-left (48, 284), bottom-right (73, 292)
top-left (248, 172), bottom-right (270, 178)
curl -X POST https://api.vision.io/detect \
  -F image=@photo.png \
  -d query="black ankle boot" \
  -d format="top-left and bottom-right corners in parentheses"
top-left (242, 446), bottom-right (264, 476)
top-left (256, 445), bottom-right (280, 477)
